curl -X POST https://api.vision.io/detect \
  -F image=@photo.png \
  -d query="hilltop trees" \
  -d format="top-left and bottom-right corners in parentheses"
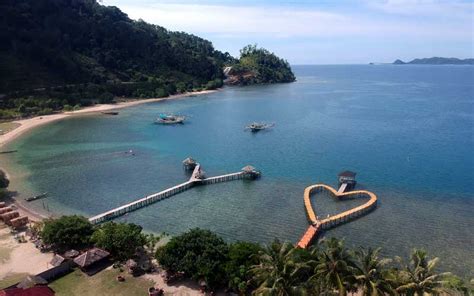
top-left (226, 44), bottom-right (296, 85)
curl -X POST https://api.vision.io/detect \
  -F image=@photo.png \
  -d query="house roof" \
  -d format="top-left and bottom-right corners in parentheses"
top-left (182, 157), bottom-right (196, 164)
top-left (0, 286), bottom-right (55, 296)
top-left (16, 275), bottom-right (47, 289)
top-left (50, 254), bottom-right (66, 267)
top-left (338, 170), bottom-right (356, 177)
top-left (73, 248), bottom-right (110, 268)
top-left (241, 165), bottom-right (256, 172)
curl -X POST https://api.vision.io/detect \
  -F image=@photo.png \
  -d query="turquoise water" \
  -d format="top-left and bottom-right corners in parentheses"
top-left (2, 65), bottom-right (473, 275)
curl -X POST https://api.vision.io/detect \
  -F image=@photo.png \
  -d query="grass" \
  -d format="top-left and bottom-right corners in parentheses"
top-left (0, 122), bottom-right (20, 135)
top-left (49, 268), bottom-right (155, 296)
top-left (0, 273), bottom-right (29, 290)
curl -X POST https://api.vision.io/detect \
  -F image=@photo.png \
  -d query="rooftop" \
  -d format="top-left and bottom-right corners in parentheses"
top-left (73, 248), bottom-right (110, 268)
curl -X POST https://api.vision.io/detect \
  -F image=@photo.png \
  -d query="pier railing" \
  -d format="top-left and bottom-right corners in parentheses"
top-left (297, 184), bottom-right (377, 248)
top-left (89, 166), bottom-right (251, 224)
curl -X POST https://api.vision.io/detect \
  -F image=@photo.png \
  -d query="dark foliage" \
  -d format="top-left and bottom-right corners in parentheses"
top-left (155, 228), bottom-right (229, 288)
top-left (0, 169), bottom-right (9, 189)
top-left (0, 0), bottom-right (233, 118)
top-left (91, 222), bottom-right (147, 261)
top-left (41, 215), bottom-right (94, 251)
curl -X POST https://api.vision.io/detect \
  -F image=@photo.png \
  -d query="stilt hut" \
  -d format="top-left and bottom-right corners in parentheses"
top-left (0, 206), bottom-right (13, 215)
top-left (241, 165), bottom-right (261, 179)
top-left (182, 157), bottom-right (197, 170)
top-left (10, 216), bottom-right (29, 229)
top-left (1, 211), bottom-right (20, 224)
top-left (338, 171), bottom-right (357, 190)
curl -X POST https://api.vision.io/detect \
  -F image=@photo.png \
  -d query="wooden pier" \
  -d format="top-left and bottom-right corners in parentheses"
top-left (88, 164), bottom-right (253, 224)
top-left (297, 183), bottom-right (377, 248)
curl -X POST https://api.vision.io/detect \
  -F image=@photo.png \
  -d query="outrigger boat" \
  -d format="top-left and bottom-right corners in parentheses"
top-left (101, 111), bottom-right (119, 115)
top-left (25, 192), bottom-right (48, 202)
top-left (155, 113), bottom-right (186, 124)
top-left (245, 122), bottom-right (275, 132)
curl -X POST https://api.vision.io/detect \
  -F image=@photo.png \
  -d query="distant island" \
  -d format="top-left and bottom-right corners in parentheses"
top-left (393, 57), bottom-right (474, 65)
top-left (0, 0), bottom-right (295, 120)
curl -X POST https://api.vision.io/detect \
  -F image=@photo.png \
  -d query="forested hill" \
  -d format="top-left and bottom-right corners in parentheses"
top-left (225, 45), bottom-right (296, 85)
top-left (0, 0), bottom-right (233, 94)
top-left (393, 57), bottom-right (474, 65)
top-left (0, 0), bottom-right (295, 119)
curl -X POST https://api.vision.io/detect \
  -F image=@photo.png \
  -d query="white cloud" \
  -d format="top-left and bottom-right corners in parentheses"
top-left (103, 1), bottom-right (472, 40)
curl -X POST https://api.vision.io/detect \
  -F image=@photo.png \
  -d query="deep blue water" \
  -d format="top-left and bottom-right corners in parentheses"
top-left (3, 65), bottom-right (473, 275)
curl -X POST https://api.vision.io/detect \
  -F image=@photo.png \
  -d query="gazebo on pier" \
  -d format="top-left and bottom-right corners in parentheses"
top-left (182, 157), bottom-right (197, 170)
top-left (338, 170), bottom-right (357, 190)
top-left (241, 165), bottom-right (261, 179)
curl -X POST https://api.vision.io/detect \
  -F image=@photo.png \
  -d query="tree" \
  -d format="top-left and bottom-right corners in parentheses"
top-left (155, 228), bottom-right (228, 288)
top-left (0, 169), bottom-right (9, 189)
top-left (353, 247), bottom-right (396, 296)
top-left (311, 238), bottom-right (356, 296)
top-left (249, 239), bottom-right (310, 295)
top-left (225, 241), bottom-right (262, 293)
top-left (91, 222), bottom-right (146, 261)
top-left (395, 249), bottom-right (451, 296)
top-left (41, 215), bottom-right (94, 251)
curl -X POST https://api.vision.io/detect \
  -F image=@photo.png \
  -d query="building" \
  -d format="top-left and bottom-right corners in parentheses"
top-left (338, 171), bottom-right (357, 190)
top-left (241, 165), bottom-right (261, 179)
top-left (73, 248), bottom-right (110, 275)
top-left (0, 286), bottom-right (55, 296)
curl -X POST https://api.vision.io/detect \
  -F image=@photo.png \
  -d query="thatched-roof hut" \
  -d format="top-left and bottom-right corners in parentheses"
top-left (241, 165), bottom-right (261, 179)
top-left (126, 259), bottom-right (138, 274)
top-left (182, 157), bottom-right (197, 170)
top-left (50, 254), bottom-right (66, 267)
top-left (64, 249), bottom-right (79, 259)
top-left (73, 248), bottom-right (110, 270)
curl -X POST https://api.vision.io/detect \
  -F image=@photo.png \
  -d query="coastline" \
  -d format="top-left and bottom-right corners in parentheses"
top-left (0, 89), bottom-right (217, 149)
top-left (0, 89), bottom-right (218, 221)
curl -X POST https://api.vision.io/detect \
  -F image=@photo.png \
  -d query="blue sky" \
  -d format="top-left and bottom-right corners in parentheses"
top-left (103, 0), bottom-right (473, 64)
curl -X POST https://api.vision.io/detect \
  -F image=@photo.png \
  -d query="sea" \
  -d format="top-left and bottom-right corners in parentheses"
top-left (2, 65), bottom-right (473, 276)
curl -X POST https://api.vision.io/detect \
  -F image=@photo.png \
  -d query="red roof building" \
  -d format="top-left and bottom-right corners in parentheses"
top-left (0, 286), bottom-right (55, 296)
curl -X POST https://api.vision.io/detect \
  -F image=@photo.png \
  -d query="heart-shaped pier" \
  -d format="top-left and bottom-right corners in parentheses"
top-left (297, 184), bottom-right (377, 248)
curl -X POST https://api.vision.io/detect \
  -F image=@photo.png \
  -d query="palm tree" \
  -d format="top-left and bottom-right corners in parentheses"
top-left (249, 239), bottom-right (310, 295)
top-left (310, 238), bottom-right (356, 296)
top-left (395, 249), bottom-right (451, 296)
top-left (353, 247), bottom-right (396, 296)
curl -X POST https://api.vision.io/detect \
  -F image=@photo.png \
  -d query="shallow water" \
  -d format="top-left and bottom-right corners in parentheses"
top-left (2, 65), bottom-right (473, 275)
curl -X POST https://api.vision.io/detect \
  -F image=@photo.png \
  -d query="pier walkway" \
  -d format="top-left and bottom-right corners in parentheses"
top-left (297, 184), bottom-right (377, 249)
top-left (88, 163), bottom-right (250, 224)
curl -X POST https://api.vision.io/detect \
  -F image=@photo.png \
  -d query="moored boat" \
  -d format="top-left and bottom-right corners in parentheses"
top-left (155, 113), bottom-right (186, 124)
top-left (25, 192), bottom-right (48, 202)
top-left (245, 122), bottom-right (274, 132)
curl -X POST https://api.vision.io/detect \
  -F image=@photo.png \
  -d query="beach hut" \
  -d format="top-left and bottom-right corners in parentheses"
top-left (10, 216), bottom-right (28, 229)
top-left (126, 259), bottom-right (139, 275)
top-left (182, 157), bottom-right (197, 170)
top-left (241, 165), bottom-right (261, 179)
top-left (1, 211), bottom-right (20, 224)
top-left (63, 249), bottom-right (80, 259)
top-left (73, 248), bottom-right (110, 275)
top-left (0, 206), bottom-right (13, 215)
top-left (338, 170), bottom-right (357, 190)
top-left (50, 254), bottom-right (66, 267)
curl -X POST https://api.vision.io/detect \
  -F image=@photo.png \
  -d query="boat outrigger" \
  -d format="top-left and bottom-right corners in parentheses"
top-left (25, 192), bottom-right (48, 202)
top-left (155, 113), bottom-right (186, 124)
top-left (245, 122), bottom-right (275, 132)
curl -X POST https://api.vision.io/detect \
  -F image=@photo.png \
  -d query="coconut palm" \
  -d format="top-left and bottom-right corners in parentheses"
top-left (249, 239), bottom-right (310, 295)
top-left (396, 249), bottom-right (451, 296)
top-left (353, 247), bottom-right (396, 296)
top-left (310, 238), bottom-right (356, 296)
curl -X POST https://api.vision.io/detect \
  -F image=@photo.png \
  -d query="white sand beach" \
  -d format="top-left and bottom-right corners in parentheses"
top-left (0, 90), bottom-right (216, 149)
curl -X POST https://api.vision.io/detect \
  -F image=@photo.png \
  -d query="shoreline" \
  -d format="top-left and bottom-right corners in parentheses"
top-left (0, 89), bottom-right (217, 149)
top-left (0, 89), bottom-right (218, 221)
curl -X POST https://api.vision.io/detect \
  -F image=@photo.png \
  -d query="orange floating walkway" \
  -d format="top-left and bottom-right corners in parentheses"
top-left (297, 184), bottom-right (377, 248)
